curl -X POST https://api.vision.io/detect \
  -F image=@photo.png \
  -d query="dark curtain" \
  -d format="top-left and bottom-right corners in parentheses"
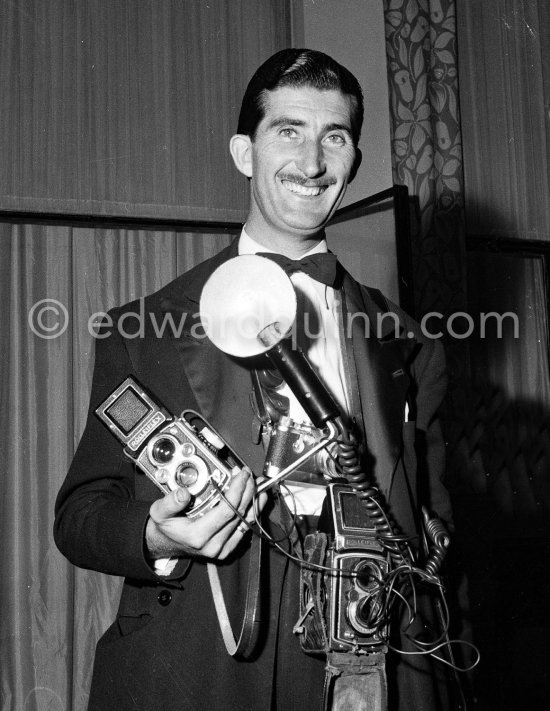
top-left (0, 227), bottom-right (233, 709)
top-left (457, 0), bottom-right (550, 242)
top-left (0, 0), bottom-right (291, 222)
top-left (453, 2), bottom-right (550, 708)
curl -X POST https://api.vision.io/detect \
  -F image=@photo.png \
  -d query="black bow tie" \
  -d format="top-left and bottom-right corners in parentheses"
top-left (256, 252), bottom-right (340, 288)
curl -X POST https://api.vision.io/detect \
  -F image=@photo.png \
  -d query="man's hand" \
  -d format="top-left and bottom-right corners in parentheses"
top-left (145, 467), bottom-right (265, 562)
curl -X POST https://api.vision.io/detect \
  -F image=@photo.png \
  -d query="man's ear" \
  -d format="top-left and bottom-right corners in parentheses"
top-left (349, 148), bottom-right (362, 183)
top-left (229, 134), bottom-right (253, 178)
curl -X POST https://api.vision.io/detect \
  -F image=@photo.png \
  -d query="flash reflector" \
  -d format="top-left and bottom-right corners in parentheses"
top-left (199, 255), bottom-right (297, 357)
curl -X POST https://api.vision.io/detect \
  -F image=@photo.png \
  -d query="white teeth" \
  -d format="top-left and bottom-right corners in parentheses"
top-left (281, 180), bottom-right (326, 196)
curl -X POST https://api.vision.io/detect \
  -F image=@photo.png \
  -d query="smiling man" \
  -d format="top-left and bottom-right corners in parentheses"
top-left (230, 84), bottom-right (359, 253)
top-left (55, 49), bottom-right (452, 711)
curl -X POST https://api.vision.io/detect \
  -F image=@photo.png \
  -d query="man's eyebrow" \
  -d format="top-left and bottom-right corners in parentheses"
top-left (266, 117), bottom-right (353, 135)
top-left (267, 117), bottom-right (306, 130)
top-left (324, 122), bottom-right (353, 135)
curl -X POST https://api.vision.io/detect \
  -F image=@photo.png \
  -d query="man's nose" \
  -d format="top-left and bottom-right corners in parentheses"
top-left (295, 140), bottom-right (326, 178)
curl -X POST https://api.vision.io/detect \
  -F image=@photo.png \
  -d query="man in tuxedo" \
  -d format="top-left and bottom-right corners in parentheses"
top-left (55, 49), bottom-right (452, 710)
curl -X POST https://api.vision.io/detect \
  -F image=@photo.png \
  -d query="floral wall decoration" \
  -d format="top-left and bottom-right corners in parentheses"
top-left (384, 0), bottom-right (470, 458)
top-left (384, 0), bottom-right (466, 319)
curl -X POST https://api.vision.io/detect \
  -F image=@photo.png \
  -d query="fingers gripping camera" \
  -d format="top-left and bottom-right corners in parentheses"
top-left (95, 377), bottom-right (244, 518)
top-left (137, 418), bottom-right (235, 518)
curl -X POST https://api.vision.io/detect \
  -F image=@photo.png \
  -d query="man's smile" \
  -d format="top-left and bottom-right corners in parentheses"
top-left (280, 179), bottom-right (329, 197)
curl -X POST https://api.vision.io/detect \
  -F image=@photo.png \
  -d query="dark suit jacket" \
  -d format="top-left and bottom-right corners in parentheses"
top-left (54, 241), bottom-right (451, 711)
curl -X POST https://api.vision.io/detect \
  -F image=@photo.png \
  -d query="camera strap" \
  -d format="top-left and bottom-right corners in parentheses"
top-left (206, 530), bottom-right (262, 659)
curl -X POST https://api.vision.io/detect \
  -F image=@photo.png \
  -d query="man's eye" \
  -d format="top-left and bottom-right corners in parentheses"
top-left (326, 134), bottom-right (346, 145)
top-left (280, 128), bottom-right (297, 138)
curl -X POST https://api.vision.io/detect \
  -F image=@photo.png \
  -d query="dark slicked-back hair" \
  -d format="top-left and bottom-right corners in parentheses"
top-left (237, 48), bottom-right (364, 146)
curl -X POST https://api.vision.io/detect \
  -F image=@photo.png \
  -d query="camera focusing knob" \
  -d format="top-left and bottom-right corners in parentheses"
top-left (200, 426), bottom-right (224, 451)
top-left (182, 442), bottom-right (195, 456)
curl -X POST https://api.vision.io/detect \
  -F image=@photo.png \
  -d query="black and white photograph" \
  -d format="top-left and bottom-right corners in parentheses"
top-left (1, 1), bottom-right (549, 710)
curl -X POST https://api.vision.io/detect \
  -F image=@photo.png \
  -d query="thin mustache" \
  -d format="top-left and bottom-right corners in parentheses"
top-left (278, 173), bottom-right (336, 187)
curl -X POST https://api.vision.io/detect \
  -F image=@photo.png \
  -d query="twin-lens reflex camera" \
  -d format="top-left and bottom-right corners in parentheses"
top-left (95, 377), bottom-right (244, 519)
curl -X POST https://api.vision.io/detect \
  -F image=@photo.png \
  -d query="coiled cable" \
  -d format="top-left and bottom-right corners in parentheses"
top-left (334, 416), bottom-right (412, 568)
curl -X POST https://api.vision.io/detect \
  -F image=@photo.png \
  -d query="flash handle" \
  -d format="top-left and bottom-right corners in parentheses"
top-left (258, 324), bottom-right (340, 428)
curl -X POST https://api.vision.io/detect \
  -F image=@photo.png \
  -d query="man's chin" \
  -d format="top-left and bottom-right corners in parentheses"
top-left (281, 218), bottom-right (330, 237)
top-left (284, 200), bottom-right (336, 223)
top-left (283, 210), bottom-right (337, 235)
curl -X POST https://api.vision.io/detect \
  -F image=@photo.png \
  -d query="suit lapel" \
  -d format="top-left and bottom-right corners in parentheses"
top-left (158, 242), bottom-right (266, 475)
top-left (341, 273), bottom-right (415, 497)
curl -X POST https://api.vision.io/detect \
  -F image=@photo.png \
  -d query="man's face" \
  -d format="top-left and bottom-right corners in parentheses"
top-left (237, 86), bottom-right (358, 248)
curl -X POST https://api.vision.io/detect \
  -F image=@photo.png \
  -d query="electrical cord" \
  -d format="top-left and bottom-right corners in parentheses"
top-left (209, 434), bottom-right (479, 674)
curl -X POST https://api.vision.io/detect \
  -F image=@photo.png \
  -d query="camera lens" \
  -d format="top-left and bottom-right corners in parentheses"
top-left (176, 463), bottom-right (199, 488)
top-left (355, 596), bottom-right (376, 627)
top-left (354, 561), bottom-right (378, 592)
top-left (151, 438), bottom-right (176, 463)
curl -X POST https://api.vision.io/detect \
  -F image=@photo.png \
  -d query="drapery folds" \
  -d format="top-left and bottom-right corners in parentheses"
top-left (0, 228), bottom-right (232, 710)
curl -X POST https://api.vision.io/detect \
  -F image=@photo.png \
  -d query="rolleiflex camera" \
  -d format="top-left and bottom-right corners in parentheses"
top-left (95, 377), bottom-right (244, 518)
top-left (299, 483), bottom-right (389, 654)
top-left (324, 484), bottom-right (389, 651)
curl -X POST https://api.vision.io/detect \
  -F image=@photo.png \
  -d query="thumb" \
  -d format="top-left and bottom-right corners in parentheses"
top-left (173, 486), bottom-right (192, 511)
top-left (150, 486), bottom-right (192, 522)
